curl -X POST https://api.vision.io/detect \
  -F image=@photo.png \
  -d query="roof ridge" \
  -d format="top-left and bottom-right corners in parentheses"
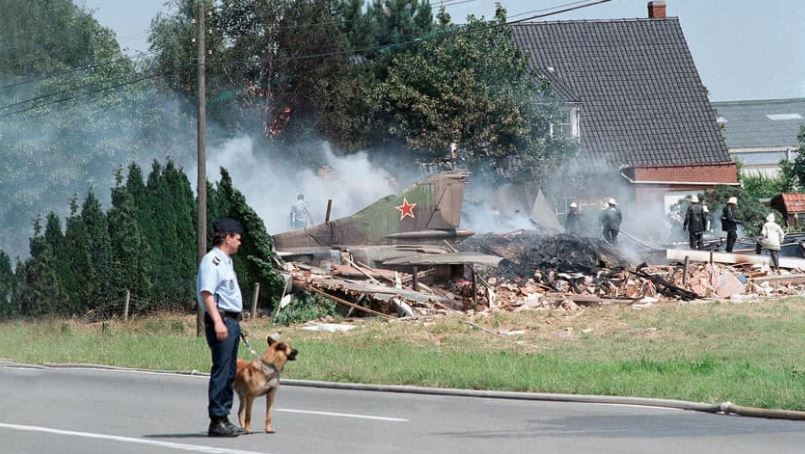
top-left (712, 98), bottom-right (805, 106)
top-left (511, 17), bottom-right (679, 26)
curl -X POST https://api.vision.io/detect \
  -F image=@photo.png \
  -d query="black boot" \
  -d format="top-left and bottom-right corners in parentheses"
top-left (208, 417), bottom-right (240, 437)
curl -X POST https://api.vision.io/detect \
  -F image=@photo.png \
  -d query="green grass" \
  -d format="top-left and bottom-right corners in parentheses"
top-left (2, 298), bottom-right (805, 410)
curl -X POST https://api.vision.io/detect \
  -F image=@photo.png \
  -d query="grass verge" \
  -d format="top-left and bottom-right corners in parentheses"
top-left (1, 298), bottom-right (804, 410)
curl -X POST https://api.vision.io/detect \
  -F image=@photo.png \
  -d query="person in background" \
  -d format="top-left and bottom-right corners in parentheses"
top-left (683, 195), bottom-right (706, 250)
top-left (721, 197), bottom-right (740, 252)
top-left (702, 205), bottom-right (712, 232)
top-left (599, 198), bottom-right (622, 245)
top-left (288, 194), bottom-right (313, 230)
top-left (565, 202), bottom-right (581, 235)
top-left (758, 213), bottom-right (785, 270)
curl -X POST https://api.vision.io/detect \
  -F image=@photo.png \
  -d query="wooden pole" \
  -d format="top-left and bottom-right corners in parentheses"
top-left (709, 250), bottom-right (714, 265)
top-left (123, 289), bottom-right (131, 322)
top-left (250, 282), bottom-right (260, 320)
top-left (682, 256), bottom-right (689, 286)
top-left (325, 199), bottom-right (333, 223)
top-left (195, 0), bottom-right (207, 338)
top-left (304, 286), bottom-right (392, 319)
top-left (471, 264), bottom-right (477, 306)
top-left (411, 266), bottom-right (418, 291)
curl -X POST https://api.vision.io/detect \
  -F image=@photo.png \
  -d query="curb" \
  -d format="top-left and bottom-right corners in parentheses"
top-left (14, 361), bottom-right (805, 421)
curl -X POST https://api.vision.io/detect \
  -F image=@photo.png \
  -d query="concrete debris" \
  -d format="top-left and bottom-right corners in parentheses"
top-left (283, 232), bottom-right (805, 321)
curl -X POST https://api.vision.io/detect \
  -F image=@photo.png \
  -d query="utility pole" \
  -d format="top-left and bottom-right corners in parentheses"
top-left (196, 0), bottom-right (207, 337)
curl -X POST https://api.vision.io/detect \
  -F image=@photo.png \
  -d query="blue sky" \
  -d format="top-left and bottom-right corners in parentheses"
top-left (80, 0), bottom-right (805, 101)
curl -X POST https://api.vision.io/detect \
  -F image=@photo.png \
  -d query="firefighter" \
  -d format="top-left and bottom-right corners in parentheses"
top-left (721, 197), bottom-right (740, 253)
top-left (683, 195), bottom-right (707, 250)
top-left (565, 202), bottom-right (581, 235)
top-left (599, 198), bottom-right (622, 245)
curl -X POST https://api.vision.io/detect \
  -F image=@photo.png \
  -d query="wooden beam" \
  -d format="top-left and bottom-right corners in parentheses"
top-left (667, 248), bottom-right (805, 270)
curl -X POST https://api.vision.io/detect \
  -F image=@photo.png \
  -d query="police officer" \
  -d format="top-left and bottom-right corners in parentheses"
top-left (197, 218), bottom-right (245, 437)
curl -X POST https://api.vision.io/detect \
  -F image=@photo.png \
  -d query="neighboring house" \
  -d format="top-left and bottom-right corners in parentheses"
top-left (770, 193), bottom-right (805, 229)
top-left (511, 1), bottom-right (737, 213)
top-left (712, 98), bottom-right (805, 177)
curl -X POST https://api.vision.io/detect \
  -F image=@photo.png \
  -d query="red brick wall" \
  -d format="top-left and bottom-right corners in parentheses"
top-left (631, 163), bottom-right (738, 184)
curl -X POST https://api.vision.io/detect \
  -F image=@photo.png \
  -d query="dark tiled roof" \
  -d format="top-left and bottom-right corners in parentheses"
top-left (512, 18), bottom-right (731, 168)
top-left (712, 98), bottom-right (805, 149)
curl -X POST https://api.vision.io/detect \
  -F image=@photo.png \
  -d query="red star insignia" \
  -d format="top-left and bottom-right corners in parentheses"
top-left (395, 197), bottom-right (416, 221)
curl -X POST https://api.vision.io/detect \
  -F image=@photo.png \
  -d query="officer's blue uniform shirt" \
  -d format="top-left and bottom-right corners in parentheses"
top-left (196, 247), bottom-right (243, 313)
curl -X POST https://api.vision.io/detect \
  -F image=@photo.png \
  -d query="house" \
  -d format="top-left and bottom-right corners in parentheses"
top-left (712, 98), bottom-right (805, 177)
top-left (511, 1), bottom-right (737, 213)
top-left (770, 193), bottom-right (805, 228)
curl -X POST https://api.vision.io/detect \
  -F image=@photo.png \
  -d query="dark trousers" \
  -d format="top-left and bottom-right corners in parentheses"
top-left (204, 316), bottom-right (240, 419)
top-left (603, 228), bottom-right (619, 245)
top-left (689, 231), bottom-right (704, 250)
top-left (756, 242), bottom-right (781, 268)
top-left (726, 230), bottom-right (737, 253)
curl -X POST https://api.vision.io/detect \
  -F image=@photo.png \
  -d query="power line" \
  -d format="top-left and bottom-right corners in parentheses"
top-left (0, 71), bottom-right (166, 119)
top-left (0, 0), bottom-right (617, 119)
top-left (508, 0), bottom-right (597, 19)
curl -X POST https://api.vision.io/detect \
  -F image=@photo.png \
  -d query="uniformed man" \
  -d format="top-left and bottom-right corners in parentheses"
top-left (288, 194), bottom-right (313, 230)
top-left (197, 218), bottom-right (245, 438)
top-left (565, 202), bottom-right (581, 235)
top-left (599, 198), bottom-right (622, 245)
top-left (683, 195), bottom-right (707, 250)
top-left (721, 197), bottom-right (740, 253)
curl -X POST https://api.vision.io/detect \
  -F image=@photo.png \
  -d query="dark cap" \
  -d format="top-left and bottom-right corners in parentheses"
top-left (213, 217), bottom-right (244, 235)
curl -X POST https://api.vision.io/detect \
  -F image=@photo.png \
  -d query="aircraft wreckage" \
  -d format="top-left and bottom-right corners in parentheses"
top-left (268, 172), bottom-right (805, 320)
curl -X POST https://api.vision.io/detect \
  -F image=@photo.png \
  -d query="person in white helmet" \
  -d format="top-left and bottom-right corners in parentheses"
top-left (565, 202), bottom-right (581, 235)
top-left (599, 198), bottom-right (622, 245)
top-left (721, 196), bottom-right (740, 252)
top-left (758, 213), bottom-right (785, 269)
top-left (683, 195), bottom-right (707, 250)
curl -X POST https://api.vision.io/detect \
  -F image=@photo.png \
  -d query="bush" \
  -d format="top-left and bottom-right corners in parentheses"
top-left (271, 292), bottom-right (337, 326)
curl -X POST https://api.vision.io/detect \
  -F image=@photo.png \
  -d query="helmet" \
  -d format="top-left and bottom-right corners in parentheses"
top-left (569, 202), bottom-right (578, 209)
top-left (702, 205), bottom-right (709, 213)
top-left (689, 195), bottom-right (699, 203)
top-left (766, 213), bottom-right (776, 222)
top-left (728, 196), bottom-right (738, 205)
top-left (607, 198), bottom-right (617, 205)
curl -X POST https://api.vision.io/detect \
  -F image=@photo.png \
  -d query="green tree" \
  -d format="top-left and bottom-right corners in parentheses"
top-left (209, 168), bottom-right (285, 311)
top-left (792, 126), bottom-right (805, 189)
top-left (0, 251), bottom-right (15, 318)
top-left (108, 171), bottom-right (153, 310)
top-left (81, 189), bottom-right (116, 309)
top-left (60, 196), bottom-right (96, 313)
top-left (16, 218), bottom-right (68, 316)
top-left (377, 6), bottom-right (567, 183)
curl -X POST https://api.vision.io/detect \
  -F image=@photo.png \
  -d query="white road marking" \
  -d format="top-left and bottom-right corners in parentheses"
top-left (275, 409), bottom-right (408, 422)
top-left (0, 422), bottom-right (272, 454)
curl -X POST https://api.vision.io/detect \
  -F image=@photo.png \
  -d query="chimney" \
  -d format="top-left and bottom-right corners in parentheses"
top-left (648, 1), bottom-right (666, 19)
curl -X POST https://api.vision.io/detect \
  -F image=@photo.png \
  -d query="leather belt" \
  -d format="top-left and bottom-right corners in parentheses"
top-left (204, 310), bottom-right (242, 323)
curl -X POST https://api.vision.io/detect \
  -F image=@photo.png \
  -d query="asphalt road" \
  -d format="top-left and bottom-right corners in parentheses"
top-left (1, 361), bottom-right (803, 453)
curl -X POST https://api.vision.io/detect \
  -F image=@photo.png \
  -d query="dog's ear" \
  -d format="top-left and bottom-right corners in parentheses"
top-left (267, 336), bottom-right (277, 346)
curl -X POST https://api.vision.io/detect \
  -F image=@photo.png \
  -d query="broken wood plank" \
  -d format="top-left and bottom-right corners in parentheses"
top-left (667, 249), bottom-right (805, 270)
top-left (752, 273), bottom-right (805, 286)
top-left (302, 286), bottom-right (392, 319)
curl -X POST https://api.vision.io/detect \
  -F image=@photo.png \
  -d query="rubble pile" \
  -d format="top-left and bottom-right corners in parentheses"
top-left (282, 232), bottom-right (805, 320)
top-left (459, 232), bottom-right (629, 278)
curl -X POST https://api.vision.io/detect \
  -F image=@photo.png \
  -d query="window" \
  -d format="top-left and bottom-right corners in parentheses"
top-left (550, 106), bottom-right (581, 139)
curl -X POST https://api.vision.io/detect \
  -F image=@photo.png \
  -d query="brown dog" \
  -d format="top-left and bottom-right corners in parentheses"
top-left (234, 336), bottom-right (298, 433)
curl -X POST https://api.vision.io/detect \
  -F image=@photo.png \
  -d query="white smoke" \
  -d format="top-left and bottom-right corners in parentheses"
top-left (202, 136), bottom-right (399, 234)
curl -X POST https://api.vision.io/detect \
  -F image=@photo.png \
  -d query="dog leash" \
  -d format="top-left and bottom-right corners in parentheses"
top-left (240, 330), bottom-right (259, 357)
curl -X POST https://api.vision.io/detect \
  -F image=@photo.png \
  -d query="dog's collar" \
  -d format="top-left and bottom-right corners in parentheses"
top-left (259, 359), bottom-right (280, 378)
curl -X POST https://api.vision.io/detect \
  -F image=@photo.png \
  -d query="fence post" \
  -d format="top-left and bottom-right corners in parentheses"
top-left (123, 289), bottom-right (131, 322)
top-left (250, 282), bottom-right (260, 320)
